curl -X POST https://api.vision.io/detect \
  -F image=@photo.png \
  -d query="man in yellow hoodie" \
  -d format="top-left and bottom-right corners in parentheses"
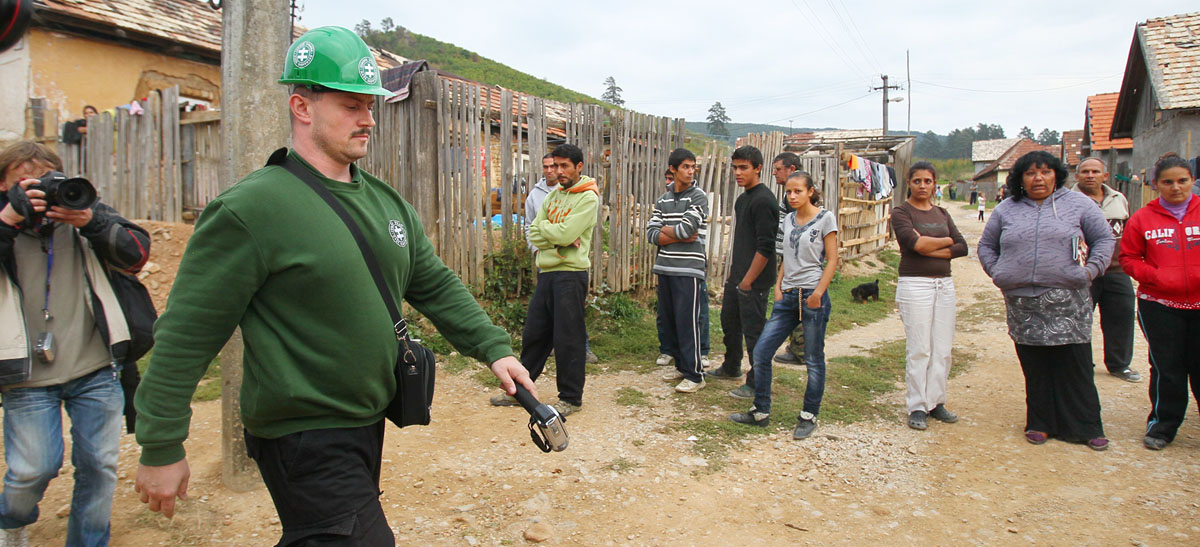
top-left (494, 144), bottom-right (598, 416)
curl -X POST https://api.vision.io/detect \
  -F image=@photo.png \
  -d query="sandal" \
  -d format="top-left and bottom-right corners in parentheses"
top-left (1024, 431), bottom-right (1049, 445)
top-left (1087, 437), bottom-right (1109, 451)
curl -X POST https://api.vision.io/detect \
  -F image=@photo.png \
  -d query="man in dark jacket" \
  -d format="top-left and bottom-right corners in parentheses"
top-left (0, 141), bottom-right (150, 547)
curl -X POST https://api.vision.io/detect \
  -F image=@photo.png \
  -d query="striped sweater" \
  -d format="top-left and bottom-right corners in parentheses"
top-left (646, 184), bottom-right (709, 279)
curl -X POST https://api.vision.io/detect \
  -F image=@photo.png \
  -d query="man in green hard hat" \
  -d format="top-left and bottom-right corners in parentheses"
top-left (132, 26), bottom-right (535, 545)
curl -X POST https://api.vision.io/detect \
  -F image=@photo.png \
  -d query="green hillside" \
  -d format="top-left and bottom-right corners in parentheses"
top-left (358, 23), bottom-right (603, 106)
top-left (684, 121), bottom-right (836, 141)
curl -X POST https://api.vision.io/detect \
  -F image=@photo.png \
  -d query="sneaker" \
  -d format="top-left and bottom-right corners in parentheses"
top-left (700, 357), bottom-right (712, 370)
top-left (1110, 368), bottom-right (1142, 383)
top-left (793, 412), bottom-right (818, 440)
top-left (929, 404), bottom-right (959, 423)
top-left (552, 400), bottom-right (581, 417)
top-left (1, 527), bottom-right (28, 547)
top-left (728, 384), bottom-right (755, 399)
top-left (489, 393), bottom-right (519, 407)
top-left (707, 367), bottom-right (742, 380)
top-left (585, 350), bottom-right (599, 364)
top-left (675, 378), bottom-right (706, 393)
top-left (773, 351), bottom-right (801, 365)
top-left (655, 353), bottom-right (674, 366)
top-left (1087, 437), bottom-right (1109, 451)
top-left (662, 369), bottom-right (685, 382)
top-left (1144, 436), bottom-right (1168, 451)
top-left (1024, 430), bottom-right (1049, 445)
top-left (730, 409), bottom-right (769, 427)
top-left (907, 410), bottom-right (927, 430)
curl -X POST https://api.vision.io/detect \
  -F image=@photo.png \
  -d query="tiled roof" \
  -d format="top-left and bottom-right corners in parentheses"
top-left (973, 138), bottom-right (1060, 181)
top-left (972, 138), bottom-right (1020, 163)
top-left (1061, 129), bottom-right (1085, 166)
top-left (1086, 93), bottom-right (1134, 150)
top-left (38, 0), bottom-right (221, 53)
top-left (1140, 11), bottom-right (1200, 110)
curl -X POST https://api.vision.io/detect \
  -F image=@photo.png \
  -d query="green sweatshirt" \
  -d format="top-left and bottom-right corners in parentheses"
top-left (527, 176), bottom-right (599, 272)
top-left (135, 151), bottom-right (514, 466)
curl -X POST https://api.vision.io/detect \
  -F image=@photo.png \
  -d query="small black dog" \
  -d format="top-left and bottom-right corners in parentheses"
top-left (851, 279), bottom-right (879, 303)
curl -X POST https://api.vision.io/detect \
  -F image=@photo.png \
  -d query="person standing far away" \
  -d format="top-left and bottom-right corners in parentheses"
top-left (729, 171), bottom-right (837, 439)
top-left (648, 148), bottom-right (710, 393)
top-left (977, 196), bottom-right (986, 222)
top-left (492, 143), bottom-right (599, 417)
top-left (1073, 157), bottom-right (1141, 383)
top-left (707, 146), bottom-right (781, 400)
top-left (1118, 153), bottom-right (1200, 451)
top-left (0, 141), bottom-right (152, 547)
top-left (132, 26), bottom-right (535, 546)
top-left (769, 152), bottom-right (808, 367)
top-left (890, 161), bottom-right (968, 431)
top-left (516, 154), bottom-right (599, 364)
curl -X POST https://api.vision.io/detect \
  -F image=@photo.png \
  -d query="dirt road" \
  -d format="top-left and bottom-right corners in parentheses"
top-left (9, 209), bottom-right (1200, 546)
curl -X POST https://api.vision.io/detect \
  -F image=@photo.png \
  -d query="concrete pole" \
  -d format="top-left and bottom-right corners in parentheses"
top-left (219, 0), bottom-right (291, 492)
top-left (881, 75), bottom-right (889, 137)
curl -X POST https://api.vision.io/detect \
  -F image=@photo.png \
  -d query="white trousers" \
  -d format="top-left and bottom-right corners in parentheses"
top-left (896, 276), bottom-right (957, 414)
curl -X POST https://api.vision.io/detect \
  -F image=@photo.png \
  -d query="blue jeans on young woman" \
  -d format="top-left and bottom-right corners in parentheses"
top-left (0, 366), bottom-right (124, 547)
top-left (750, 288), bottom-right (831, 415)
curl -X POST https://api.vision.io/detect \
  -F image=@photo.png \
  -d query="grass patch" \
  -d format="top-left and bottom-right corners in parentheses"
top-left (615, 387), bottom-right (650, 407)
top-left (586, 292), bottom-right (660, 374)
top-left (442, 353), bottom-right (476, 375)
top-left (961, 200), bottom-right (998, 211)
top-left (825, 249), bottom-right (900, 335)
top-left (137, 352), bottom-right (222, 402)
top-left (604, 456), bottom-right (640, 474)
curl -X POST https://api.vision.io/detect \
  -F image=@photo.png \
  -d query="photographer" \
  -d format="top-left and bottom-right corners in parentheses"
top-left (0, 141), bottom-right (150, 546)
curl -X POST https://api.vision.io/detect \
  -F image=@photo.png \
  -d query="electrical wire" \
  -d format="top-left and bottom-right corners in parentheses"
top-left (790, 0), bottom-right (875, 86)
top-left (761, 91), bottom-right (877, 124)
top-left (911, 75), bottom-right (1119, 94)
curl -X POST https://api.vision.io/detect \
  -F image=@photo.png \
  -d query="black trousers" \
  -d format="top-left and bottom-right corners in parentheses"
top-left (1015, 343), bottom-right (1105, 442)
top-left (521, 270), bottom-right (588, 406)
top-left (244, 422), bottom-right (393, 546)
top-left (657, 275), bottom-right (705, 383)
top-left (1090, 269), bottom-right (1135, 373)
top-left (717, 281), bottom-right (768, 381)
top-left (1137, 299), bottom-right (1200, 442)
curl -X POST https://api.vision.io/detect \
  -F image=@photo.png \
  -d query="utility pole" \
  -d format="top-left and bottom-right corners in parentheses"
top-left (218, 0), bottom-right (291, 492)
top-left (871, 74), bottom-right (901, 136)
top-left (906, 51), bottom-right (911, 136)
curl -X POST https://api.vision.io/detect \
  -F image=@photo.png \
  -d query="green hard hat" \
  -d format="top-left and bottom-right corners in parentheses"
top-left (279, 26), bottom-right (393, 97)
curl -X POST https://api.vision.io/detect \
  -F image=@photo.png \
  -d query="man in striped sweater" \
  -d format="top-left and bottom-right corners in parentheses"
top-left (647, 148), bottom-right (710, 393)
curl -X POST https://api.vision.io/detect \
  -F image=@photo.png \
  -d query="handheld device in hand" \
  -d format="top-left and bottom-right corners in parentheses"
top-left (514, 384), bottom-right (569, 452)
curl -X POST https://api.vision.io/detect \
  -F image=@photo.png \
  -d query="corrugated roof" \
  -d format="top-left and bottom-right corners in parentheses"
top-left (972, 138), bottom-right (1020, 163)
top-left (1061, 129), bottom-right (1085, 166)
top-left (973, 138), bottom-right (1061, 181)
top-left (1140, 11), bottom-right (1200, 110)
top-left (1086, 93), bottom-right (1134, 150)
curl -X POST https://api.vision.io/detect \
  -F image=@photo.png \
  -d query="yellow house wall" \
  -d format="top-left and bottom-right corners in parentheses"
top-left (28, 28), bottom-right (220, 122)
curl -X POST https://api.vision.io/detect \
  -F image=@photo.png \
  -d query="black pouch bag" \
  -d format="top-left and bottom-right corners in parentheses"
top-left (269, 149), bottom-right (435, 428)
top-left (107, 269), bottom-right (156, 433)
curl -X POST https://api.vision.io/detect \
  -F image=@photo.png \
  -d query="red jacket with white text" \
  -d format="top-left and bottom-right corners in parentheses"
top-left (1120, 197), bottom-right (1200, 310)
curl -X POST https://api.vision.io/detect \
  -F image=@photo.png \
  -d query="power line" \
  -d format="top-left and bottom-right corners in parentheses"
top-left (910, 75), bottom-right (1119, 94)
top-left (790, 0), bottom-right (874, 87)
top-left (827, 0), bottom-right (883, 74)
top-left (762, 91), bottom-right (877, 124)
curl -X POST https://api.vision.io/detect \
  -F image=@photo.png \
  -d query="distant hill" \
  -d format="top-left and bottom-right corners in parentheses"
top-left (358, 24), bottom-right (604, 106)
top-left (684, 121), bottom-right (835, 141)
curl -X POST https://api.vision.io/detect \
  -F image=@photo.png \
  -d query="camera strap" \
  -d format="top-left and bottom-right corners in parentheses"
top-left (42, 230), bottom-right (53, 321)
top-left (267, 148), bottom-right (408, 341)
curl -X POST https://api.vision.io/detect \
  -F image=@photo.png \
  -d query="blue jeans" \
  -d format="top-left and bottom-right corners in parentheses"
top-left (0, 366), bottom-right (124, 546)
top-left (749, 288), bottom-right (831, 415)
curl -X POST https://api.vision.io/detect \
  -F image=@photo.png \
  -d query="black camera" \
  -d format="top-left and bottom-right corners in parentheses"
top-left (30, 171), bottom-right (98, 211)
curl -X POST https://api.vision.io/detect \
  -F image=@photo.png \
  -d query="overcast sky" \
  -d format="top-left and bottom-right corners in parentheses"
top-left (297, 1), bottom-right (1195, 136)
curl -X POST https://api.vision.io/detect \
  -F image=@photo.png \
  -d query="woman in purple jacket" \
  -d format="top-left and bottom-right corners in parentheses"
top-left (978, 151), bottom-right (1115, 451)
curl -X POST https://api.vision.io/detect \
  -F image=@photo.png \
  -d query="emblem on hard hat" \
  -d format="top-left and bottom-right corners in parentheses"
top-left (293, 41), bottom-right (315, 68)
top-left (358, 57), bottom-right (379, 85)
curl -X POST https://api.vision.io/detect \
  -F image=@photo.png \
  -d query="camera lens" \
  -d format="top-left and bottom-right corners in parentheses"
top-left (56, 177), bottom-right (99, 210)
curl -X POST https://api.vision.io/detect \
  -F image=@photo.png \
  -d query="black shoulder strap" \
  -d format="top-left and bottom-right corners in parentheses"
top-left (267, 148), bottom-right (407, 340)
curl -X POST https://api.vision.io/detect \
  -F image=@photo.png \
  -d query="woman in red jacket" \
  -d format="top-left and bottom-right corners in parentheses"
top-left (1119, 153), bottom-right (1200, 451)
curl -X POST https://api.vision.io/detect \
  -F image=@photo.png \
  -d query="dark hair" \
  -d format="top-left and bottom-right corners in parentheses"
top-left (773, 152), bottom-right (801, 171)
top-left (1005, 151), bottom-right (1068, 202)
top-left (542, 153), bottom-right (554, 161)
top-left (0, 141), bottom-right (64, 183)
top-left (907, 161), bottom-right (937, 181)
top-left (83, 105), bottom-right (97, 114)
top-left (731, 145), bottom-right (763, 168)
top-left (550, 143), bottom-right (584, 166)
top-left (786, 171), bottom-right (821, 206)
top-left (664, 167), bottom-right (673, 178)
top-left (1153, 152), bottom-right (1195, 181)
top-left (668, 148), bottom-right (696, 169)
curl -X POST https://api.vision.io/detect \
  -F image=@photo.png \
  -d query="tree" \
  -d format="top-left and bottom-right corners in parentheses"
top-left (707, 102), bottom-right (730, 137)
top-left (1018, 126), bottom-right (1034, 140)
top-left (600, 76), bottom-right (624, 106)
top-left (915, 131), bottom-right (944, 159)
top-left (380, 17), bottom-right (395, 33)
top-left (1037, 128), bottom-right (1061, 145)
top-left (975, 123), bottom-right (1005, 140)
top-left (354, 19), bottom-right (372, 37)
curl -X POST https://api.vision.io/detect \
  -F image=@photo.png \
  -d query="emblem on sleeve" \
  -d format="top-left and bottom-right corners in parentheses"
top-left (389, 219), bottom-right (408, 247)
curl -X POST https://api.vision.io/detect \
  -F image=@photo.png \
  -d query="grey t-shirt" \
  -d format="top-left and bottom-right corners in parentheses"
top-left (779, 209), bottom-right (838, 290)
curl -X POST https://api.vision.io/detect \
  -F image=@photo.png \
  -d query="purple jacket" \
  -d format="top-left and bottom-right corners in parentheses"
top-left (978, 187), bottom-right (1114, 297)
